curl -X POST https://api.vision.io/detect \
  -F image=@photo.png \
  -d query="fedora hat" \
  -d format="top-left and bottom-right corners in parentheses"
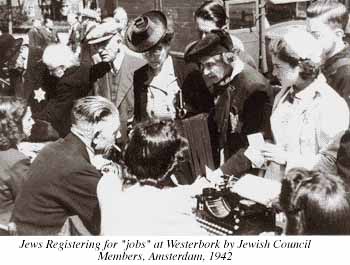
top-left (125, 10), bottom-right (168, 53)
top-left (0, 33), bottom-right (23, 65)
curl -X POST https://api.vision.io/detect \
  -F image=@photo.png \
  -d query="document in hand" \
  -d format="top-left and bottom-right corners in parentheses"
top-left (230, 174), bottom-right (281, 207)
top-left (247, 133), bottom-right (265, 150)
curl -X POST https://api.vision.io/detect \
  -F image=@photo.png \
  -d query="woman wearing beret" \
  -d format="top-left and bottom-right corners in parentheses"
top-left (125, 10), bottom-right (180, 122)
top-left (204, 29), bottom-right (349, 182)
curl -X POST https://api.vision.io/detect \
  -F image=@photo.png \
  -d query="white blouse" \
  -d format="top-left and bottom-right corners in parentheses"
top-left (97, 173), bottom-right (206, 236)
top-left (146, 56), bottom-right (180, 120)
top-left (270, 74), bottom-right (349, 171)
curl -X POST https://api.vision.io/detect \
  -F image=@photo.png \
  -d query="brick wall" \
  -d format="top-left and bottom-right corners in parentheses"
top-left (117, 0), bottom-right (157, 20)
top-left (163, 0), bottom-right (204, 52)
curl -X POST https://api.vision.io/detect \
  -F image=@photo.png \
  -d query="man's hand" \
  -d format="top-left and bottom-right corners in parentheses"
top-left (261, 143), bottom-right (288, 166)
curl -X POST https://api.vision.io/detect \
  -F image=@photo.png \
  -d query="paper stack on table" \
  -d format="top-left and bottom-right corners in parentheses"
top-left (231, 174), bottom-right (281, 206)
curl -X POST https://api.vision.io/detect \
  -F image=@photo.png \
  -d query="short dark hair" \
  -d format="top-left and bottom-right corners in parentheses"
top-left (195, 0), bottom-right (227, 29)
top-left (307, 0), bottom-right (349, 30)
top-left (124, 120), bottom-right (188, 185)
top-left (280, 168), bottom-right (350, 235)
top-left (0, 96), bottom-right (28, 151)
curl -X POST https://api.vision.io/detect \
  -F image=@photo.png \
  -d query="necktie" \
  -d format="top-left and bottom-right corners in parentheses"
top-left (283, 88), bottom-right (296, 104)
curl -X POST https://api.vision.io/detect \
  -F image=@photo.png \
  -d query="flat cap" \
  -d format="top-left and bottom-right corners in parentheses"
top-left (80, 8), bottom-right (98, 20)
top-left (86, 21), bottom-right (121, 44)
top-left (184, 30), bottom-right (233, 63)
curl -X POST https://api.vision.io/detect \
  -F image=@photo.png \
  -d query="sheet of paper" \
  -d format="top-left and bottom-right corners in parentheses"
top-left (247, 133), bottom-right (265, 150)
top-left (244, 147), bottom-right (265, 168)
top-left (231, 174), bottom-right (281, 206)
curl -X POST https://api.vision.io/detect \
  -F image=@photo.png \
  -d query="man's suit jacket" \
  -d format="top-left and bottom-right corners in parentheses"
top-left (12, 134), bottom-right (102, 235)
top-left (94, 52), bottom-right (145, 143)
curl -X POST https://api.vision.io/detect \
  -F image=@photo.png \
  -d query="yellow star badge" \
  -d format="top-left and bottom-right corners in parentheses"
top-left (34, 88), bottom-right (46, 103)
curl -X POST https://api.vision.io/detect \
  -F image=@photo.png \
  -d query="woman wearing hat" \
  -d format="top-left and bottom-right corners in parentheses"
top-left (126, 10), bottom-right (180, 122)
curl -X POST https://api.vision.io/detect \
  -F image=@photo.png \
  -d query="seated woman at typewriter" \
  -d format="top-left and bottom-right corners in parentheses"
top-left (97, 120), bottom-right (210, 235)
top-left (0, 97), bottom-right (35, 226)
top-left (279, 168), bottom-right (350, 235)
top-left (207, 29), bottom-right (349, 182)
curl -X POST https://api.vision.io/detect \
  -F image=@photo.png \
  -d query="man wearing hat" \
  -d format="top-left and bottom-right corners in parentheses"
top-left (0, 34), bottom-right (23, 67)
top-left (184, 30), bottom-right (272, 169)
top-left (126, 10), bottom-right (182, 122)
top-left (86, 21), bottom-right (146, 144)
top-left (79, 8), bottom-right (99, 65)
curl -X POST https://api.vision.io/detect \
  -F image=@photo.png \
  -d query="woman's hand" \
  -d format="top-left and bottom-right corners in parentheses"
top-left (261, 143), bottom-right (288, 166)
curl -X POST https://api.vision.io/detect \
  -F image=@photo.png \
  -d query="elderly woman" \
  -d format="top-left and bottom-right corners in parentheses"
top-left (0, 97), bottom-right (34, 226)
top-left (31, 44), bottom-right (114, 138)
top-left (126, 11), bottom-right (181, 122)
top-left (279, 168), bottom-right (350, 235)
top-left (97, 120), bottom-right (209, 235)
top-left (260, 29), bottom-right (349, 180)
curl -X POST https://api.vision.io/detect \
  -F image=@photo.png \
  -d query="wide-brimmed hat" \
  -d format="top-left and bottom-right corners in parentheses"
top-left (125, 10), bottom-right (168, 53)
top-left (0, 33), bottom-right (23, 65)
top-left (86, 21), bottom-right (121, 44)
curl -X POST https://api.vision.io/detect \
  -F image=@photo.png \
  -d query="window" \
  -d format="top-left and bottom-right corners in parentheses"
top-left (225, 0), bottom-right (256, 30)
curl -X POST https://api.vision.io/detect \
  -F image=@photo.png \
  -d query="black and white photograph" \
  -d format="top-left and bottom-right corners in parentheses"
top-left (0, 0), bottom-right (350, 243)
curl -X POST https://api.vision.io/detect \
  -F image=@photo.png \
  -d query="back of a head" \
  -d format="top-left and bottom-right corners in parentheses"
top-left (195, 0), bottom-right (227, 28)
top-left (307, 0), bottom-right (349, 30)
top-left (0, 96), bottom-right (27, 151)
top-left (42, 44), bottom-right (79, 68)
top-left (124, 120), bottom-right (188, 183)
top-left (280, 168), bottom-right (350, 235)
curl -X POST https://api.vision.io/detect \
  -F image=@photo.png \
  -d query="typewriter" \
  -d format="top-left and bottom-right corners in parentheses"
top-left (194, 176), bottom-right (277, 235)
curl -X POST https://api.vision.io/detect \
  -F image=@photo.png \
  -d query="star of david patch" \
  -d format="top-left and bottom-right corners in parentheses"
top-left (34, 88), bottom-right (46, 103)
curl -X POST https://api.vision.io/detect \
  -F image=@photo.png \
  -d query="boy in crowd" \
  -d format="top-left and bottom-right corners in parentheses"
top-left (307, 1), bottom-right (350, 111)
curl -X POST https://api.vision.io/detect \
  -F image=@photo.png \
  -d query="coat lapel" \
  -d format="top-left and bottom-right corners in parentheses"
top-left (115, 54), bottom-right (146, 107)
top-left (272, 87), bottom-right (289, 112)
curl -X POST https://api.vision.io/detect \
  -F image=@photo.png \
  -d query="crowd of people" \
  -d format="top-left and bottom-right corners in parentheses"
top-left (1, 0), bottom-right (350, 236)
